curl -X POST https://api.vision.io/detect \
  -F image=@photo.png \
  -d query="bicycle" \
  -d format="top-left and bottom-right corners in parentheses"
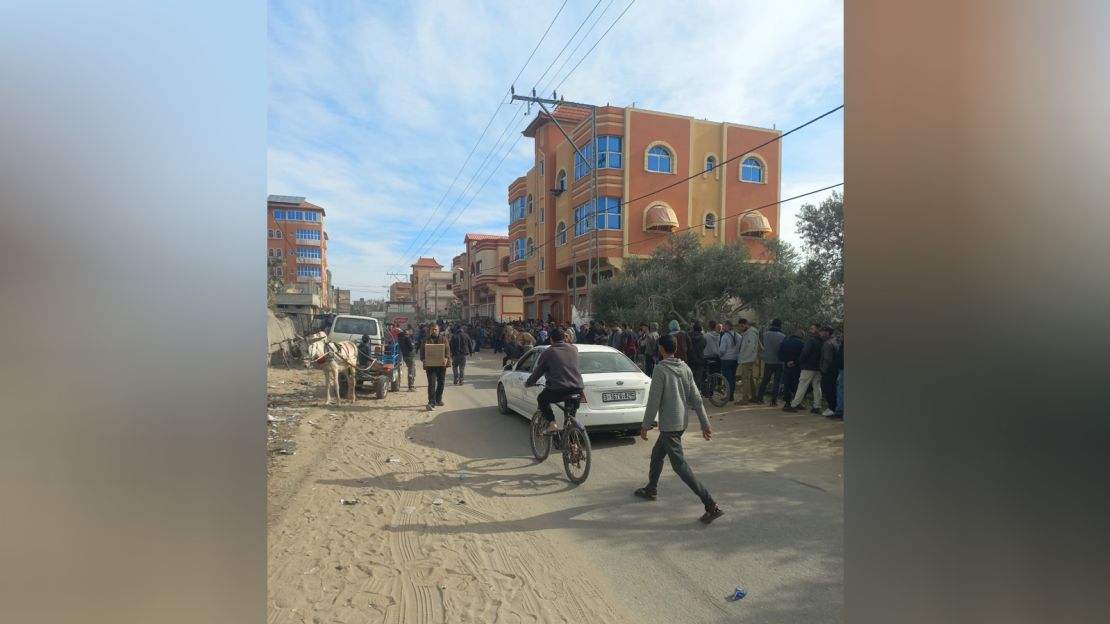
top-left (705, 372), bottom-right (730, 407)
top-left (528, 388), bottom-right (592, 485)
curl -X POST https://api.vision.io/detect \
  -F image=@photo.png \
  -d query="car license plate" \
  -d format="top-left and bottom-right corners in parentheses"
top-left (602, 391), bottom-right (636, 402)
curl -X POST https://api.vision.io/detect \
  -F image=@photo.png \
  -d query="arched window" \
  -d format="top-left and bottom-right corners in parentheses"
top-left (275, 230), bottom-right (282, 239)
top-left (527, 194), bottom-right (534, 214)
top-left (706, 155), bottom-right (716, 172)
top-left (556, 169), bottom-right (567, 191)
top-left (741, 157), bottom-right (764, 183)
top-left (557, 222), bottom-right (567, 246)
top-left (705, 213), bottom-right (717, 230)
top-left (527, 237), bottom-right (535, 257)
top-left (647, 145), bottom-right (673, 173)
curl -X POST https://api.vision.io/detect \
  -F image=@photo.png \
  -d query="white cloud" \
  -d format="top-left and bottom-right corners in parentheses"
top-left (269, 0), bottom-right (843, 299)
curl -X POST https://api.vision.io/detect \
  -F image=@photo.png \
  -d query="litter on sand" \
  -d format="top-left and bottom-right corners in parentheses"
top-left (385, 458), bottom-right (402, 464)
top-left (431, 498), bottom-right (443, 505)
top-left (340, 498), bottom-right (359, 506)
top-left (728, 588), bottom-right (747, 602)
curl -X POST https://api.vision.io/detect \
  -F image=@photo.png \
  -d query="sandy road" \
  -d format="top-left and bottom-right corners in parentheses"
top-left (267, 352), bottom-right (843, 623)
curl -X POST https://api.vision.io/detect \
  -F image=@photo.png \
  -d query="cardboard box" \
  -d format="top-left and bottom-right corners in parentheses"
top-left (423, 343), bottom-right (446, 368)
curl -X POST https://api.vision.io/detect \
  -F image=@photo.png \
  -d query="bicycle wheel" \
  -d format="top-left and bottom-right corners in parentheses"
top-left (708, 373), bottom-right (729, 407)
top-left (562, 425), bottom-right (592, 484)
top-left (529, 411), bottom-right (551, 462)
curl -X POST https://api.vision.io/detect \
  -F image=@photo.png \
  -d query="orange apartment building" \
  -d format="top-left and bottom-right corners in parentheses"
top-left (267, 195), bottom-right (330, 308)
top-left (450, 234), bottom-right (524, 321)
top-left (410, 257), bottom-right (454, 317)
top-left (506, 105), bottom-right (780, 322)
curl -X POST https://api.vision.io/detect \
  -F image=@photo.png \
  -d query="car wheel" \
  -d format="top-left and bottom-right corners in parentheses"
top-left (496, 384), bottom-right (512, 415)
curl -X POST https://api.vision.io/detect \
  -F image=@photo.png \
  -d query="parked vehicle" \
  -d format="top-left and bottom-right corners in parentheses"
top-left (496, 344), bottom-right (651, 435)
top-left (328, 315), bottom-right (383, 350)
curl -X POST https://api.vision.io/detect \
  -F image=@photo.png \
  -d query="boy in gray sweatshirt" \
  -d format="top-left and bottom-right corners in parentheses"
top-left (635, 334), bottom-right (724, 524)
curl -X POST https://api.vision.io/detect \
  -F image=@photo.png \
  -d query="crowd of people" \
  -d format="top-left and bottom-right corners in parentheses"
top-left (373, 315), bottom-right (843, 420)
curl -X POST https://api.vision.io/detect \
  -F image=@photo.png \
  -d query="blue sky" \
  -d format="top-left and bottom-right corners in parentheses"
top-left (269, 0), bottom-right (843, 300)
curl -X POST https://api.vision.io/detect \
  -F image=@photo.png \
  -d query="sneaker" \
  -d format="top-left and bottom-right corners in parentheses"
top-left (782, 405), bottom-right (798, 412)
top-left (436, 400), bottom-right (445, 407)
top-left (634, 487), bottom-right (658, 501)
top-left (426, 403), bottom-right (434, 411)
top-left (699, 505), bottom-right (724, 524)
top-left (822, 409), bottom-right (835, 417)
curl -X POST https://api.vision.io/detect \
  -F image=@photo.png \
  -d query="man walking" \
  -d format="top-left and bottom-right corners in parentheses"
top-left (735, 318), bottom-right (760, 404)
top-left (398, 327), bottom-right (416, 392)
top-left (634, 334), bottom-right (724, 524)
top-left (784, 324), bottom-right (824, 414)
top-left (757, 319), bottom-right (786, 406)
top-left (449, 325), bottom-right (473, 385)
top-left (718, 321), bottom-right (741, 402)
top-left (420, 324), bottom-right (450, 411)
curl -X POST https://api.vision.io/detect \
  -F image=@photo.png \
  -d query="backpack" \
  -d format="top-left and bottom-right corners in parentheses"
top-left (673, 331), bottom-right (690, 362)
top-left (621, 331), bottom-right (638, 357)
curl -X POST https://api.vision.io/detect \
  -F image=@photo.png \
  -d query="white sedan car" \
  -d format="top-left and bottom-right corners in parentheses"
top-left (496, 344), bottom-right (652, 434)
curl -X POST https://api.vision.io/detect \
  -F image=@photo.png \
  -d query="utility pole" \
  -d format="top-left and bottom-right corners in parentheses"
top-left (510, 93), bottom-right (598, 319)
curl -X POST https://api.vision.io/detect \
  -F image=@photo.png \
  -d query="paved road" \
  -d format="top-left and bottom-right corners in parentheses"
top-left (412, 352), bottom-right (844, 623)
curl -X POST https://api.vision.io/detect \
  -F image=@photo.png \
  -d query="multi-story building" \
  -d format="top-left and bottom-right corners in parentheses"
top-left (506, 105), bottom-right (780, 322)
top-left (267, 195), bottom-right (331, 308)
top-left (410, 257), bottom-right (454, 317)
top-left (389, 281), bottom-right (413, 303)
top-left (450, 234), bottom-right (524, 321)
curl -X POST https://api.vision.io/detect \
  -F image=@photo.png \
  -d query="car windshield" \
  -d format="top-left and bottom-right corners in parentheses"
top-left (579, 351), bottom-right (641, 374)
top-left (333, 317), bottom-right (379, 336)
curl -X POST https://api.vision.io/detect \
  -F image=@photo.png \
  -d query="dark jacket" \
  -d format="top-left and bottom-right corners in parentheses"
top-left (449, 331), bottom-right (473, 358)
top-left (798, 334), bottom-right (823, 371)
top-left (821, 338), bottom-right (838, 374)
top-left (397, 333), bottom-right (415, 357)
top-left (686, 330), bottom-right (707, 366)
top-left (779, 335), bottom-right (805, 365)
top-left (525, 342), bottom-right (584, 391)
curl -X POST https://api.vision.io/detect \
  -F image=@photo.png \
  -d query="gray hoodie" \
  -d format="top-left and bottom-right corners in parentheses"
top-left (642, 357), bottom-right (711, 433)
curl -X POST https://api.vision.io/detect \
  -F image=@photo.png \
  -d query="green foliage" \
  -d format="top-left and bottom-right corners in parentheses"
top-left (795, 190), bottom-right (843, 285)
top-left (593, 232), bottom-right (842, 334)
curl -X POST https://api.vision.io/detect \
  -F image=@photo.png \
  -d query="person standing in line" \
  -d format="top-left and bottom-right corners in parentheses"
top-left (702, 320), bottom-right (721, 396)
top-left (634, 334), bottom-right (724, 524)
top-left (833, 336), bottom-right (844, 420)
top-left (420, 324), bottom-right (450, 411)
top-left (449, 325), bottom-right (473, 385)
top-left (735, 318), bottom-right (760, 404)
top-left (718, 321), bottom-right (741, 402)
top-left (778, 329), bottom-right (805, 409)
top-left (819, 326), bottom-right (840, 416)
top-left (687, 322), bottom-right (707, 396)
top-left (757, 319), bottom-right (786, 406)
top-left (784, 324), bottom-right (824, 414)
top-left (620, 322), bottom-right (639, 361)
top-left (667, 319), bottom-right (692, 363)
top-left (398, 327), bottom-right (416, 392)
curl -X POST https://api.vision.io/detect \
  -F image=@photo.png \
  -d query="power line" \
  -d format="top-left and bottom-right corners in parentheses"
top-left (530, 0), bottom-right (605, 92)
top-left (389, 1), bottom-right (570, 272)
top-left (553, 0), bottom-right (638, 93)
top-left (545, 0), bottom-right (616, 91)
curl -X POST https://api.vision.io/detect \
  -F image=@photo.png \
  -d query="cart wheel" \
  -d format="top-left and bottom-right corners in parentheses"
top-left (375, 377), bottom-right (387, 399)
top-left (390, 370), bottom-right (400, 392)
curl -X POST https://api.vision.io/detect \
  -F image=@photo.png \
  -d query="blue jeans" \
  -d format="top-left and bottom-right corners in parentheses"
top-left (720, 359), bottom-right (738, 401)
top-left (835, 368), bottom-right (844, 416)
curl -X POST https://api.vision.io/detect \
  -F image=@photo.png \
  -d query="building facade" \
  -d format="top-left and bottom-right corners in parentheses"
top-left (505, 105), bottom-right (780, 322)
top-left (389, 281), bottom-right (413, 302)
top-left (267, 195), bottom-right (331, 309)
top-left (410, 257), bottom-right (454, 317)
top-left (450, 234), bottom-right (524, 321)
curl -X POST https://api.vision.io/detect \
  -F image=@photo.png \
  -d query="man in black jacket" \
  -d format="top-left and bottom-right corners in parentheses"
top-left (449, 326), bottom-right (473, 385)
top-left (686, 323), bottom-right (708, 396)
top-left (778, 329), bottom-right (805, 409)
top-left (525, 329), bottom-right (584, 434)
top-left (784, 324), bottom-right (824, 414)
top-left (397, 328), bottom-right (416, 391)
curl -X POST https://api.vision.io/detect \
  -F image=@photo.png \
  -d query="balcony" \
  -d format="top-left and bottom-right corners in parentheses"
top-left (296, 275), bottom-right (322, 283)
top-left (297, 257), bottom-right (321, 265)
top-left (296, 238), bottom-right (321, 246)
